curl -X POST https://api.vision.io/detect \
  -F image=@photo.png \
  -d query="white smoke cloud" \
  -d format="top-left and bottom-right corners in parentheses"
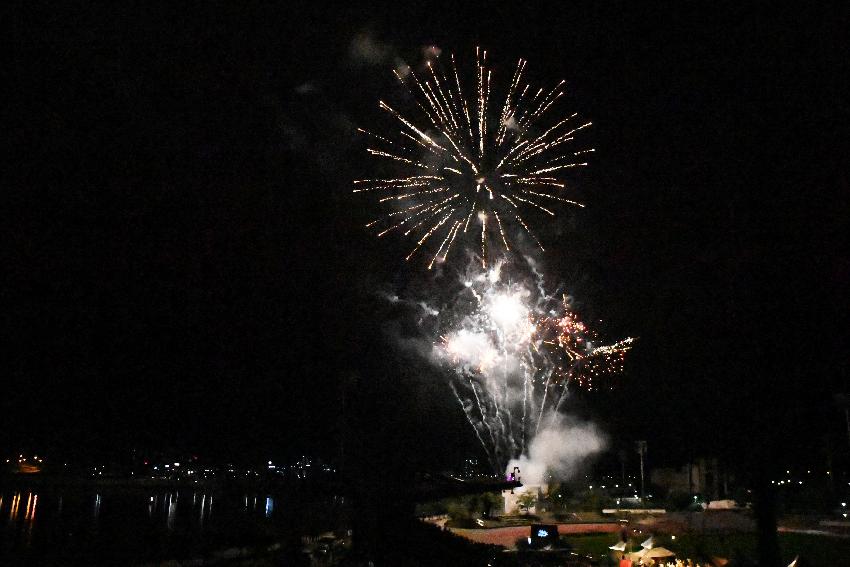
top-left (294, 82), bottom-right (316, 94)
top-left (506, 414), bottom-right (606, 486)
top-left (349, 32), bottom-right (393, 66)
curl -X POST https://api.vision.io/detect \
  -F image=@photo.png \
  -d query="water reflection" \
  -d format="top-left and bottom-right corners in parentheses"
top-left (9, 492), bottom-right (20, 522)
top-left (166, 493), bottom-right (177, 531)
top-left (24, 493), bottom-right (37, 545)
top-left (24, 493), bottom-right (37, 521)
top-left (0, 488), bottom-right (279, 557)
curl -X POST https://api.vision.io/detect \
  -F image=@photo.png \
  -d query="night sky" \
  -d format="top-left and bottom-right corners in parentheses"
top-left (4, 4), bottom-right (849, 472)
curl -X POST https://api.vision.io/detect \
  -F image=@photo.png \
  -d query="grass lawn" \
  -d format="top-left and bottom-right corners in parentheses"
top-left (563, 532), bottom-right (850, 565)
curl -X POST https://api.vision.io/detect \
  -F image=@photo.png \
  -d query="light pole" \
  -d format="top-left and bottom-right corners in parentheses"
top-left (636, 440), bottom-right (647, 506)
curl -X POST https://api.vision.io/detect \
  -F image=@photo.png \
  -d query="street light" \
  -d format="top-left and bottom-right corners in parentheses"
top-left (636, 440), bottom-right (648, 506)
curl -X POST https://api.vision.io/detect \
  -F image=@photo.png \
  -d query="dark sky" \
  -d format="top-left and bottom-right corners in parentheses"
top-left (3, 3), bottom-right (849, 470)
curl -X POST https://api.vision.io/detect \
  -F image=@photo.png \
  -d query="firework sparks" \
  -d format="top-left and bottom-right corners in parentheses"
top-left (430, 262), bottom-right (633, 472)
top-left (536, 296), bottom-right (635, 391)
top-left (356, 48), bottom-right (592, 268)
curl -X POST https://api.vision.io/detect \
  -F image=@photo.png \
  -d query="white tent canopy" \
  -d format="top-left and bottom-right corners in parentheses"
top-left (629, 546), bottom-right (676, 561)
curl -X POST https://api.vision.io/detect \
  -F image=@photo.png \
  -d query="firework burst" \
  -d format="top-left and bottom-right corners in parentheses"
top-left (427, 262), bottom-right (633, 472)
top-left (355, 48), bottom-right (592, 269)
top-left (536, 296), bottom-right (636, 390)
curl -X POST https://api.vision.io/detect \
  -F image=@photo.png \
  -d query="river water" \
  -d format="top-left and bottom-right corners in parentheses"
top-left (0, 486), bottom-right (295, 564)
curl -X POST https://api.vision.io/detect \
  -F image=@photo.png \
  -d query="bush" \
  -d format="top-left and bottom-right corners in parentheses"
top-left (666, 490), bottom-right (695, 511)
top-left (576, 491), bottom-right (615, 512)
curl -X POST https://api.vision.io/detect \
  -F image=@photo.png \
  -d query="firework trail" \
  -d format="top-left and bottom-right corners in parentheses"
top-left (430, 260), bottom-right (633, 473)
top-left (355, 48), bottom-right (592, 268)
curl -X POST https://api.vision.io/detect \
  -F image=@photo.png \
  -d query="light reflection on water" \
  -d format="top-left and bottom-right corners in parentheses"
top-left (24, 493), bottom-right (37, 546)
top-left (0, 489), bottom-right (276, 551)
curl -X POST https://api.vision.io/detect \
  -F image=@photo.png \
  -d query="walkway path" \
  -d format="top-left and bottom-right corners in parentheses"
top-left (451, 523), bottom-right (619, 549)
